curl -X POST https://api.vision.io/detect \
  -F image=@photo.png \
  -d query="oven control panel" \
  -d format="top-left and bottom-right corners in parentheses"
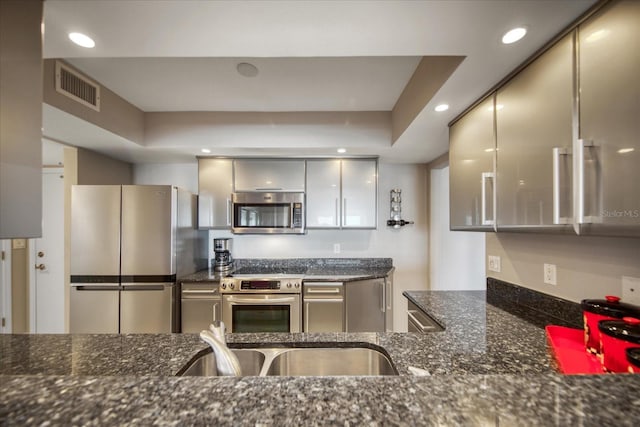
top-left (220, 277), bottom-right (302, 293)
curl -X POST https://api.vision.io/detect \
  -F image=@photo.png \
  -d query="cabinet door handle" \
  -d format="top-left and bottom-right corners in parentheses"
top-left (573, 138), bottom-right (595, 228)
top-left (226, 198), bottom-right (231, 226)
top-left (306, 288), bottom-right (341, 294)
top-left (335, 198), bottom-right (339, 226)
top-left (481, 172), bottom-right (495, 226)
top-left (212, 303), bottom-right (217, 323)
top-left (380, 281), bottom-right (386, 313)
top-left (343, 198), bottom-right (347, 225)
top-left (552, 147), bottom-right (571, 225)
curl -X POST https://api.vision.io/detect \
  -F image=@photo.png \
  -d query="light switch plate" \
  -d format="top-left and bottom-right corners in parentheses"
top-left (622, 276), bottom-right (640, 305)
top-left (333, 243), bottom-right (341, 254)
top-left (488, 255), bottom-right (501, 273)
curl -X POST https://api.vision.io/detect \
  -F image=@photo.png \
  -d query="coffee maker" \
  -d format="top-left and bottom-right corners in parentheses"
top-left (212, 238), bottom-right (233, 272)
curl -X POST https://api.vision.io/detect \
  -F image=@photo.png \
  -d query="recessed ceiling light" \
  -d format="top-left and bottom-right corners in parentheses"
top-left (237, 62), bottom-right (259, 78)
top-left (201, 148), bottom-right (211, 154)
top-left (434, 104), bottom-right (449, 112)
top-left (488, 104), bottom-right (504, 111)
top-left (484, 148), bottom-right (495, 152)
top-left (337, 148), bottom-right (347, 154)
top-left (68, 32), bottom-right (95, 48)
top-left (618, 148), bottom-right (635, 154)
top-left (502, 27), bottom-right (527, 44)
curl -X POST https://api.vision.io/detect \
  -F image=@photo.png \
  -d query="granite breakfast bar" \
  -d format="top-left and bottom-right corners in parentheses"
top-left (2, 289), bottom-right (640, 425)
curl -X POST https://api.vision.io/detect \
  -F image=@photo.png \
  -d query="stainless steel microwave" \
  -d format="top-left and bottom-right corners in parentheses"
top-left (231, 192), bottom-right (305, 234)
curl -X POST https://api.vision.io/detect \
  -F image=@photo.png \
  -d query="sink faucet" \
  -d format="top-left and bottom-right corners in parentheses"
top-left (199, 322), bottom-right (242, 376)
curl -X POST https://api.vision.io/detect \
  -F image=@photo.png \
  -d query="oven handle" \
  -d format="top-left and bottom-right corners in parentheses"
top-left (225, 296), bottom-right (297, 304)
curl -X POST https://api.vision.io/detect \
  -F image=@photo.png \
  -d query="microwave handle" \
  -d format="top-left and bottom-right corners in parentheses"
top-left (254, 188), bottom-right (283, 191)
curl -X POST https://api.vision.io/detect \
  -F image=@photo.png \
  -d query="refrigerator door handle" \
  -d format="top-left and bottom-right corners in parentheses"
top-left (121, 285), bottom-right (169, 291)
top-left (73, 285), bottom-right (121, 291)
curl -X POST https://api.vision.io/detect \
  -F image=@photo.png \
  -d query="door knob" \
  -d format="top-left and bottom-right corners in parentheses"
top-left (35, 264), bottom-right (46, 270)
top-left (37, 251), bottom-right (44, 258)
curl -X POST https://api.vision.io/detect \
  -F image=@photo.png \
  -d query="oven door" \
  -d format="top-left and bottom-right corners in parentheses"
top-left (222, 294), bottom-right (301, 333)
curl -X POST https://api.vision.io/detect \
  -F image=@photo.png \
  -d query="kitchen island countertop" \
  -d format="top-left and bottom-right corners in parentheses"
top-left (2, 291), bottom-right (640, 425)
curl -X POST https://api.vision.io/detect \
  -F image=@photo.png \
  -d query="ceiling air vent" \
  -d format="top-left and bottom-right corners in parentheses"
top-left (55, 61), bottom-right (100, 111)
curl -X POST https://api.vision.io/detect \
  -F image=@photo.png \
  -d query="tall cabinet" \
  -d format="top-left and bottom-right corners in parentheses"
top-left (495, 33), bottom-right (574, 232)
top-left (576, 0), bottom-right (640, 236)
top-left (0, 0), bottom-right (43, 238)
top-left (449, 96), bottom-right (496, 231)
top-left (198, 158), bottom-right (233, 229)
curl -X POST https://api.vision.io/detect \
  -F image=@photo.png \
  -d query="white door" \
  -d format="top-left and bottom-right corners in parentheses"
top-left (31, 168), bottom-right (65, 333)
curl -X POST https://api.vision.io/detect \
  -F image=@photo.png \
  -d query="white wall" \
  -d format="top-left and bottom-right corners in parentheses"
top-left (486, 233), bottom-right (640, 303)
top-left (429, 166), bottom-right (485, 290)
top-left (133, 161), bottom-right (430, 331)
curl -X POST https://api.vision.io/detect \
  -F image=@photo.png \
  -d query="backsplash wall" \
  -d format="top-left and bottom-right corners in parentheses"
top-left (134, 161), bottom-right (430, 331)
top-left (486, 233), bottom-right (640, 303)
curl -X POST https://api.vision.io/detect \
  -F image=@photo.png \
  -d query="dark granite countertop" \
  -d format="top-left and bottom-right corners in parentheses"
top-left (2, 290), bottom-right (640, 425)
top-left (178, 258), bottom-right (394, 283)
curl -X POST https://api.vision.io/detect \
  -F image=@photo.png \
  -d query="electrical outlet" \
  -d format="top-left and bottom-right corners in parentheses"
top-left (333, 243), bottom-right (341, 254)
top-left (544, 263), bottom-right (557, 285)
top-left (622, 276), bottom-right (640, 305)
top-left (488, 255), bottom-right (501, 273)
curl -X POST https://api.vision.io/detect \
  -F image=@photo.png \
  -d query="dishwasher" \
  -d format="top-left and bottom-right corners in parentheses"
top-left (407, 301), bottom-right (443, 332)
top-left (303, 282), bottom-right (344, 332)
top-left (180, 282), bottom-right (221, 333)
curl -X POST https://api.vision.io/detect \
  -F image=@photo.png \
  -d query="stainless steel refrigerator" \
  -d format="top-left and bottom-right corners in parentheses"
top-left (70, 185), bottom-right (207, 333)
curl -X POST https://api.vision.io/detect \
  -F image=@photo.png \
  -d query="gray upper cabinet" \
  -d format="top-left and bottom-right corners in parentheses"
top-left (198, 158), bottom-right (233, 229)
top-left (306, 159), bottom-right (341, 228)
top-left (496, 33), bottom-right (574, 231)
top-left (0, 1), bottom-right (43, 238)
top-left (576, 0), bottom-right (640, 236)
top-left (307, 158), bottom-right (377, 229)
top-left (234, 159), bottom-right (305, 192)
top-left (449, 96), bottom-right (496, 231)
top-left (341, 159), bottom-right (377, 229)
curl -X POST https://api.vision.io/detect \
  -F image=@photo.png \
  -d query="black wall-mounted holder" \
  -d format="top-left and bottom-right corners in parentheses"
top-left (388, 189), bottom-right (414, 228)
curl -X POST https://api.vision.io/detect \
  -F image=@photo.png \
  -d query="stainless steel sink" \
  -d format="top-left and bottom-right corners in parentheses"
top-left (264, 347), bottom-right (397, 376)
top-left (178, 346), bottom-right (398, 377)
top-left (180, 349), bottom-right (265, 376)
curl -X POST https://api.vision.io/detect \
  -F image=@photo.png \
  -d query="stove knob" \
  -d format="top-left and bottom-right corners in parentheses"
top-left (230, 283), bottom-right (235, 289)
top-left (221, 283), bottom-right (226, 289)
top-left (287, 282), bottom-right (292, 288)
top-left (294, 282), bottom-right (300, 288)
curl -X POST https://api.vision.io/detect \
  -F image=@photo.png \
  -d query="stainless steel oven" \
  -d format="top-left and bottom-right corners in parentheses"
top-left (220, 275), bottom-right (302, 333)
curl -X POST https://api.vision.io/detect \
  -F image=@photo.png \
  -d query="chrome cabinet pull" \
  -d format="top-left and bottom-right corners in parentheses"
top-left (481, 172), bottom-right (495, 226)
top-left (552, 147), bottom-right (571, 225)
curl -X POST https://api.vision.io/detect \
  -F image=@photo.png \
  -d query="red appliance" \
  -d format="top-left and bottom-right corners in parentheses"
top-left (598, 317), bottom-right (640, 373)
top-left (581, 296), bottom-right (640, 354)
top-left (627, 348), bottom-right (640, 373)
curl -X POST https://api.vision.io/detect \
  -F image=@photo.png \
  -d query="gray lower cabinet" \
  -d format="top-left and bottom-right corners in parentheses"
top-left (303, 282), bottom-right (344, 332)
top-left (180, 282), bottom-right (221, 333)
top-left (407, 300), bottom-right (443, 333)
top-left (345, 278), bottom-right (388, 333)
